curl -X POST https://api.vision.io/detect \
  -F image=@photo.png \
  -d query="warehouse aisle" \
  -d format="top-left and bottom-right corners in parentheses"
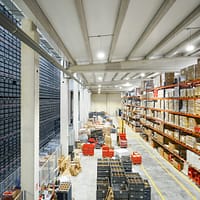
top-left (70, 122), bottom-right (200, 200)
top-left (125, 125), bottom-right (200, 200)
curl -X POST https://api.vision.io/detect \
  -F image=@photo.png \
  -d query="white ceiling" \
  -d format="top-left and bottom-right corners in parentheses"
top-left (13, 0), bottom-right (200, 93)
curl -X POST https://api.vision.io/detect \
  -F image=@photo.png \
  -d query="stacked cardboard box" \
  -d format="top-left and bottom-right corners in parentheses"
top-left (195, 99), bottom-right (200, 115)
top-left (169, 142), bottom-right (177, 151)
top-left (187, 65), bottom-right (195, 81)
top-left (186, 136), bottom-right (196, 148)
top-left (195, 86), bottom-right (200, 96)
top-left (195, 64), bottom-right (200, 79)
top-left (188, 118), bottom-right (196, 130)
top-left (180, 135), bottom-right (186, 143)
top-left (180, 116), bottom-right (188, 128)
top-left (174, 115), bottom-right (179, 126)
top-left (174, 130), bottom-right (179, 140)
top-left (161, 72), bottom-right (174, 86)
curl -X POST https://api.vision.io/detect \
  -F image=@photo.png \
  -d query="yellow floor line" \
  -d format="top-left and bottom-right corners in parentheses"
top-left (126, 127), bottom-right (200, 194)
top-left (137, 137), bottom-right (197, 200)
top-left (138, 136), bottom-right (200, 194)
top-left (140, 164), bottom-right (165, 200)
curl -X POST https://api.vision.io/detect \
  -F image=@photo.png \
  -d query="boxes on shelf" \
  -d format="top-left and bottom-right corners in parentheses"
top-left (174, 130), bottom-right (179, 140)
top-left (158, 147), bottom-right (164, 157)
top-left (180, 67), bottom-right (188, 81)
top-left (195, 99), bottom-right (200, 115)
top-left (185, 136), bottom-right (196, 148)
top-left (161, 72), bottom-right (174, 86)
top-left (195, 64), bottom-right (200, 79)
top-left (195, 85), bottom-right (200, 96)
top-left (180, 135), bottom-right (186, 143)
top-left (187, 65), bottom-right (195, 81)
top-left (188, 118), bottom-right (196, 130)
top-left (157, 134), bottom-right (164, 144)
top-left (163, 152), bottom-right (169, 161)
top-left (169, 142), bottom-right (177, 151)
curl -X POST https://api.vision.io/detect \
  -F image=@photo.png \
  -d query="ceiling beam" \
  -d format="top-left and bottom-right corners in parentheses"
top-left (108, 0), bottom-right (130, 62)
top-left (165, 29), bottom-right (200, 57)
top-left (69, 56), bottom-right (198, 73)
top-left (112, 72), bottom-right (118, 81)
top-left (93, 72), bottom-right (96, 83)
top-left (86, 79), bottom-right (140, 87)
top-left (75, 0), bottom-right (93, 63)
top-left (21, 0), bottom-right (76, 65)
top-left (187, 48), bottom-right (200, 56)
top-left (145, 3), bottom-right (200, 59)
top-left (127, 0), bottom-right (175, 59)
top-left (102, 72), bottom-right (106, 82)
top-left (120, 72), bottom-right (130, 80)
top-left (80, 73), bottom-right (88, 84)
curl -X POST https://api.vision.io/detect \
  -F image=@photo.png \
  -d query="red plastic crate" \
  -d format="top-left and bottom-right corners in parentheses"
top-left (131, 152), bottom-right (142, 164)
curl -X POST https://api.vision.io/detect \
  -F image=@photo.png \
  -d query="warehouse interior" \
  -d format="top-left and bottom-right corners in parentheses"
top-left (0, 0), bottom-right (200, 199)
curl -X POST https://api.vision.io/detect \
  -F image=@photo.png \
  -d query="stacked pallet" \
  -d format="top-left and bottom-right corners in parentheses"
top-left (96, 159), bottom-right (151, 200)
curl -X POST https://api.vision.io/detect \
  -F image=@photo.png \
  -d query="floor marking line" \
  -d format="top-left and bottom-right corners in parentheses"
top-left (140, 164), bottom-right (165, 200)
top-left (137, 136), bottom-right (200, 193)
top-left (137, 136), bottom-right (197, 200)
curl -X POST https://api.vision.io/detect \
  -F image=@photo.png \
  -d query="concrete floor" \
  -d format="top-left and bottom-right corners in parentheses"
top-left (70, 122), bottom-right (200, 200)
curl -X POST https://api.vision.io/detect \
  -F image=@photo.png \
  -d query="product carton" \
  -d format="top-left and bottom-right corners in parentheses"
top-left (187, 65), bottom-right (195, 81)
top-left (180, 67), bottom-right (188, 81)
top-left (161, 72), bottom-right (174, 86)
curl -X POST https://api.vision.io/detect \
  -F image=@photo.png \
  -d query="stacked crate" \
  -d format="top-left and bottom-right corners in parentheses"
top-left (126, 173), bottom-right (151, 200)
top-left (56, 182), bottom-right (72, 200)
top-left (121, 156), bottom-right (132, 172)
top-left (0, 3), bottom-right (21, 192)
top-left (39, 57), bottom-right (60, 148)
top-left (96, 177), bottom-right (110, 200)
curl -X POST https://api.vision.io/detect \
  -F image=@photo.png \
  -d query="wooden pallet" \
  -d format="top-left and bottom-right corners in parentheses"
top-left (105, 187), bottom-right (114, 200)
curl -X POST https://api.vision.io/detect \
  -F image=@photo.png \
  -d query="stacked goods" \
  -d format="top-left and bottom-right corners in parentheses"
top-left (96, 177), bottom-right (110, 200)
top-left (102, 145), bottom-right (114, 158)
top-left (126, 173), bottom-right (151, 200)
top-left (97, 159), bottom-right (110, 178)
top-left (56, 182), bottom-right (72, 200)
top-left (131, 152), bottom-right (142, 165)
top-left (81, 143), bottom-right (95, 156)
top-left (96, 159), bottom-right (151, 200)
top-left (105, 135), bottom-right (112, 148)
top-left (58, 155), bottom-right (70, 174)
top-left (121, 156), bottom-right (132, 172)
top-left (119, 133), bottom-right (128, 148)
top-left (2, 189), bottom-right (21, 200)
top-left (161, 72), bottom-right (174, 86)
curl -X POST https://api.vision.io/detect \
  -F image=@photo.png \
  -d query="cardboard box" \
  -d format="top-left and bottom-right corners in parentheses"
top-left (164, 152), bottom-right (169, 160)
top-left (158, 147), bottom-right (164, 157)
top-left (180, 135), bottom-right (186, 143)
top-left (195, 64), bottom-right (200, 79)
top-left (169, 142), bottom-right (177, 151)
top-left (180, 67), bottom-right (187, 81)
top-left (187, 65), bottom-right (195, 81)
top-left (161, 72), bottom-right (174, 86)
top-left (157, 134), bottom-right (164, 144)
top-left (186, 135), bottom-right (196, 148)
top-left (174, 131), bottom-right (179, 140)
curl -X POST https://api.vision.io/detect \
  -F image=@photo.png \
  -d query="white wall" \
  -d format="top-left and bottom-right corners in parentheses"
top-left (91, 93), bottom-right (121, 116)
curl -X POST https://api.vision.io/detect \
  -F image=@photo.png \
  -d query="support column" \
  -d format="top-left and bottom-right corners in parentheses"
top-left (79, 87), bottom-right (84, 127)
top-left (21, 19), bottom-right (39, 200)
top-left (73, 80), bottom-right (79, 141)
top-left (60, 67), bottom-right (69, 155)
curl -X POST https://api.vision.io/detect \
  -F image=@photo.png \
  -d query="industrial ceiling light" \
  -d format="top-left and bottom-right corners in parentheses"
top-left (98, 76), bottom-right (103, 81)
top-left (186, 44), bottom-right (195, 52)
top-left (97, 51), bottom-right (105, 59)
top-left (140, 73), bottom-right (145, 77)
top-left (123, 82), bottom-right (132, 87)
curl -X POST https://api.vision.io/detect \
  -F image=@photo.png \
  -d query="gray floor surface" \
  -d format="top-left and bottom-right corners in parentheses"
top-left (70, 121), bottom-right (200, 200)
